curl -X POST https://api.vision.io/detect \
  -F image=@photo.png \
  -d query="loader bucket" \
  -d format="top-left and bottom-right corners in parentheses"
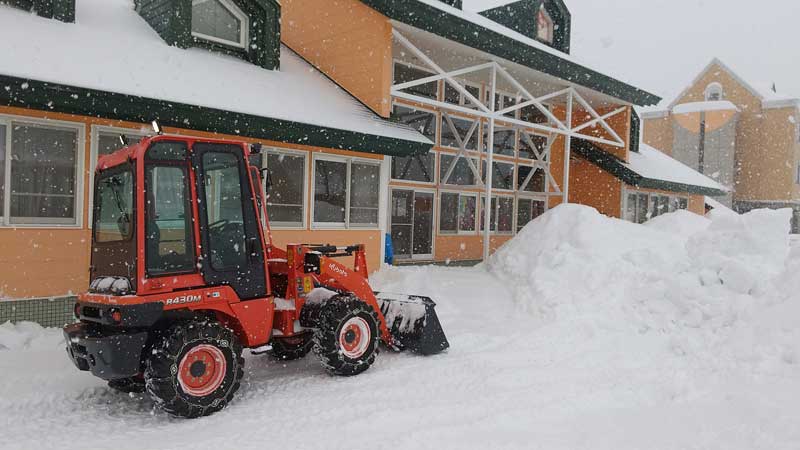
top-left (375, 293), bottom-right (449, 355)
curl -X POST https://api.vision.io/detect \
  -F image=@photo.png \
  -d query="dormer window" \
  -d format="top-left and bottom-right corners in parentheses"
top-left (536, 4), bottom-right (554, 44)
top-left (704, 82), bottom-right (724, 101)
top-left (191, 0), bottom-right (249, 49)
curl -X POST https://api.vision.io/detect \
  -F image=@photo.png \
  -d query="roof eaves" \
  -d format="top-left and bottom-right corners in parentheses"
top-left (572, 139), bottom-right (728, 197)
top-left (0, 75), bottom-right (432, 157)
top-left (361, 0), bottom-right (661, 106)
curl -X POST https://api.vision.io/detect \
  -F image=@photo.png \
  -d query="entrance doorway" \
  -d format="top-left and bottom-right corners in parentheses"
top-left (390, 189), bottom-right (434, 260)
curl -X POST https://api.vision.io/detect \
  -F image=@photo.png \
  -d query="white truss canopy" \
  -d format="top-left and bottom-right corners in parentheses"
top-left (390, 29), bottom-right (630, 260)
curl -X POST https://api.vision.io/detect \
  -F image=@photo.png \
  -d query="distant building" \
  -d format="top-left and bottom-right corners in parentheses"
top-left (642, 58), bottom-right (800, 231)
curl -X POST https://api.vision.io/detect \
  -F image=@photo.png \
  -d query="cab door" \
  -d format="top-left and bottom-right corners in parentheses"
top-left (192, 142), bottom-right (267, 300)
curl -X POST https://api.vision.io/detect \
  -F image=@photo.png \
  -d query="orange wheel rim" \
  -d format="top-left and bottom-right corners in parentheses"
top-left (177, 344), bottom-right (226, 397)
top-left (338, 316), bottom-right (370, 359)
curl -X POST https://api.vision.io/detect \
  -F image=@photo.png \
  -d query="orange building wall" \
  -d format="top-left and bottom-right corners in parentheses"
top-left (281, 0), bottom-right (393, 117)
top-left (569, 158), bottom-right (623, 218)
top-left (642, 114), bottom-right (673, 155)
top-left (0, 105), bottom-right (386, 299)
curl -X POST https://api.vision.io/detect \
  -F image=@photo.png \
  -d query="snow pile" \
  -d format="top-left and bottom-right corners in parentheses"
top-left (487, 204), bottom-right (794, 342)
top-left (0, 321), bottom-right (62, 351)
top-left (645, 209), bottom-right (711, 236)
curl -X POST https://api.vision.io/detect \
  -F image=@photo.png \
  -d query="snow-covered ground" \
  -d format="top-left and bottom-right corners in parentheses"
top-left (2, 205), bottom-right (800, 450)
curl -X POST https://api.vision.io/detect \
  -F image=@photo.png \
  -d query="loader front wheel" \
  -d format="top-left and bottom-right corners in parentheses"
top-left (313, 295), bottom-right (380, 376)
top-left (144, 321), bottom-right (244, 418)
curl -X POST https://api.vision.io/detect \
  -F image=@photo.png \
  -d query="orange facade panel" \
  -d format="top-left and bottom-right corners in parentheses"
top-left (281, 0), bottom-right (394, 117)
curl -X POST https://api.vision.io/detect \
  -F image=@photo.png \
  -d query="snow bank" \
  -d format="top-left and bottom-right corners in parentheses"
top-left (645, 209), bottom-right (711, 236)
top-left (488, 204), bottom-right (793, 339)
top-left (0, 321), bottom-right (63, 351)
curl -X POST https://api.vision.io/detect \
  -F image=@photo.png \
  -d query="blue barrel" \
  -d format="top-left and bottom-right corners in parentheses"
top-left (384, 233), bottom-right (394, 265)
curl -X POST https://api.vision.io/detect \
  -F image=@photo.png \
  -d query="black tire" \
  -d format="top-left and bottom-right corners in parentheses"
top-left (313, 295), bottom-right (380, 376)
top-left (108, 376), bottom-right (145, 394)
top-left (268, 333), bottom-right (314, 361)
top-left (144, 321), bottom-right (244, 418)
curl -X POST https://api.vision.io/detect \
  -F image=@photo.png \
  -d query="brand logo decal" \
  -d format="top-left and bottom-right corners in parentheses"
top-left (164, 295), bottom-right (202, 305)
top-left (328, 263), bottom-right (348, 278)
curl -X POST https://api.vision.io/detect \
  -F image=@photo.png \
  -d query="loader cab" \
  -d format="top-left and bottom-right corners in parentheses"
top-left (90, 136), bottom-right (269, 300)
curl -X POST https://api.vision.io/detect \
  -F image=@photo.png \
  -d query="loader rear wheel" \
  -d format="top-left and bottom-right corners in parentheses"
top-left (108, 376), bottom-right (145, 394)
top-left (313, 295), bottom-right (380, 376)
top-left (268, 333), bottom-right (314, 361)
top-left (144, 321), bottom-right (244, 418)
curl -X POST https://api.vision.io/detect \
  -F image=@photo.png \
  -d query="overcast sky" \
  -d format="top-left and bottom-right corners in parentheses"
top-left (463, 0), bottom-right (800, 106)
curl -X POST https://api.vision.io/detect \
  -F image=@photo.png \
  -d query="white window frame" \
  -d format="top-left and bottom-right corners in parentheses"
top-left (191, 0), bottom-right (250, 49)
top-left (480, 193), bottom-right (515, 235)
top-left (264, 147), bottom-right (309, 230)
top-left (438, 190), bottom-right (479, 236)
top-left (622, 188), bottom-right (689, 223)
top-left (392, 101), bottom-right (439, 147)
top-left (311, 153), bottom-right (382, 230)
top-left (0, 114), bottom-right (85, 228)
top-left (388, 186), bottom-right (437, 260)
top-left (89, 125), bottom-right (149, 228)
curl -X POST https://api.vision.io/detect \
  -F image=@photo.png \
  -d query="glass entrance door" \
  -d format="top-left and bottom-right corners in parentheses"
top-left (390, 189), bottom-right (434, 260)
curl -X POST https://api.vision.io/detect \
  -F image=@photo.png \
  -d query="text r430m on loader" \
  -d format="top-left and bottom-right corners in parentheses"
top-left (64, 135), bottom-right (448, 418)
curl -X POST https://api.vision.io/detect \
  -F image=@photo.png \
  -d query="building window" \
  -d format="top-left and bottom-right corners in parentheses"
top-left (266, 149), bottom-right (306, 228)
top-left (519, 132), bottom-right (549, 160)
top-left (443, 82), bottom-right (482, 108)
top-left (393, 62), bottom-right (439, 100)
top-left (440, 154), bottom-right (479, 186)
top-left (517, 165), bottom-right (546, 193)
top-left (704, 82), bottom-right (724, 101)
top-left (441, 113), bottom-right (479, 151)
top-left (483, 124), bottom-right (516, 156)
top-left (536, 5), bottom-right (554, 44)
top-left (623, 189), bottom-right (688, 224)
top-left (439, 192), bottom-right (477, 234)
top-left (480, 196), bottom-right (514, 234)
top-left (1, 121), bottom-right (81, 226)
top-left (393, 104), bottom-right (437, 144)
top-left (313, 156), bottom-right (380, 228)
top-left (482, 161), bottom-right (514, 190)
top-left (517, 198), bottom-right (546, 232)
top-left (96, 131), bottom-right (144, 158)
top-left (191, 0), bottom-right (249, 49)
top-left (392, 151), bottom-right (436, 183)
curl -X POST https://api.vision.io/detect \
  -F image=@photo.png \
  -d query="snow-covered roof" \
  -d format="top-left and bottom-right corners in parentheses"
top-left (0, 0), bottom-right (430, 146)
top-left (672, 100), bottom-right (739, 115)
top-left (704, 196), bottom-right (737, 215)
top-left (625, 144), bottom-right (727, 192)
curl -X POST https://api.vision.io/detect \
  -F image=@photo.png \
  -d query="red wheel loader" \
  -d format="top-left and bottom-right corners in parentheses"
top-left (63, 135), bottom-right (448, 418)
